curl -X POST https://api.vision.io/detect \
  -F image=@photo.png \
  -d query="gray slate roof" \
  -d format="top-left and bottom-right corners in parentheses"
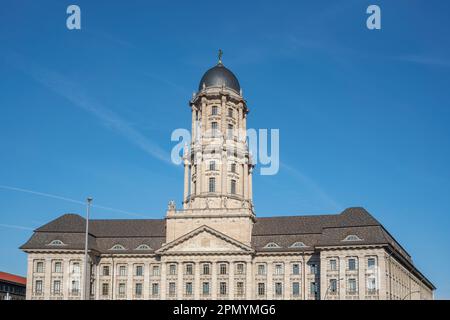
top-left (20, 207), bottom-right (434, 289)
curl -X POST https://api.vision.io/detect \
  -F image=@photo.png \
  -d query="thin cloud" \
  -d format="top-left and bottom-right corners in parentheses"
top-left (397, 55), bottom-right (450, 68)
top-left (0, 184), bottom-right (150, 218)
top-left (280, 162), bottom-right (342, 212)
top-left (0, 223), bottom-right (34, 231)
top-left (6, 52), bottom-right (172, 165)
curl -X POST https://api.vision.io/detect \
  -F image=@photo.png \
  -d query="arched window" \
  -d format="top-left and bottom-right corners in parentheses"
top-left (209, 177), bottom-right (216, 193)
top-left (290, 241), bottom-right (307, 248)
top-left (264, 242), bottom-right (281, 249)
top-left (211, 106), bottom-right (218, 115)
top-left (209, 161), bottom-right (216, 171)
top-left (48, 239), bottom-right (65, 246)
top-left (135, 244), bottom-right (151, 250)
top-left (230, 179), bottom-right (236, 194)
top-left (342, 235), bottom-right (362, 242)
top-left (110, 244), bottom-right (125, 250)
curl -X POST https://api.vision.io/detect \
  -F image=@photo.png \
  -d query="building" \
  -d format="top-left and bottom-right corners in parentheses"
top-left (20, 56), bottom-right (435, 300)
top-left (0, 271), bottom-right (26, 300)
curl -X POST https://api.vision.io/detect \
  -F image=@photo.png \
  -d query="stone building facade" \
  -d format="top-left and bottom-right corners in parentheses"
top-left (20, 57), bottom-right (435, 300)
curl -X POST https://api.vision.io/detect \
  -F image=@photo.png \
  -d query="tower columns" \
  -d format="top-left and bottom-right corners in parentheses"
top-left (243, 161), bottom-right (248, 200)
top-left (221, 150), bottom-right (227, 195)
top-left (183, 160), bottom-right (189, 207)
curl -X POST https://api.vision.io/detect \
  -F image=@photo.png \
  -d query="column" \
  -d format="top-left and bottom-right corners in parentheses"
top-left (194, 261), bottom-right (200, 299)
top-left (44, 257), bottom-right (51, 299)
top-left (201, 101), bottom-right (207, 139)
top-left (248, 166), bottom-right (253, 201)
top-left (212, 261), bottom-right (217, 299)
top-left (26, 256), bottom-right (33, 300)
top-left (229, 261), bottom-right (235, 299)
top-left (246, 261), bottom-right (252, 300)
top-left (221, 96), bottom-right (227, 137)
top-left (160, 262), bottom-right (167, 299)
top-left (127, 263), bottom-right (133, 299)
top-left (191, 108), bottom-right (196, 142)
top-left (197, 151), bottom-right (203, 195)
top-left (183, 160), bottom-right (189, 205)
top-left (238, 106), bottom-right (243, 137)
top-left (143, 262), bottom-right (150, 300)
top-left (221, 151), bottom-right (227, 196)
top-left (178, 262), bottom-right (183, 298)
top-left (243, 161), bottom-right (248, 200)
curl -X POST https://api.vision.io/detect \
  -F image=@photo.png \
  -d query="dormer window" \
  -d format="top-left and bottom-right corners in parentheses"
top-left (135, 244), bottom-right (151, 250)
top-left (290, 241), bottom-right (307, 248)
top-left (48, 239), bottom-right (65, 246)
top-left (342, 235), bottom-right (363, 242)
top-left (264, 242), bottom-right (281, 249)
top-left (110, 244), bottom-right (125, 250)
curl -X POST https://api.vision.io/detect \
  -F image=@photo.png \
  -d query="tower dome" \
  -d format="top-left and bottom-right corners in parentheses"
top-left (198, 51), bottom-right (240, 92)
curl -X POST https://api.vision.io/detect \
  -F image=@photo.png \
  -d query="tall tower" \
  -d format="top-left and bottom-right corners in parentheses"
top-left (166, 52), bottom-right (255, 245)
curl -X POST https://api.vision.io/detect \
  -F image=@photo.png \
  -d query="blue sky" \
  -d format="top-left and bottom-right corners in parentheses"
top-left (0, 1), bottom-right (449, 298)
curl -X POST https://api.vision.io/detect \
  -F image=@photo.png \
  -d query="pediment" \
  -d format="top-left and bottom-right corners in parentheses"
top-left (156, 225), bottom-right (254, 254)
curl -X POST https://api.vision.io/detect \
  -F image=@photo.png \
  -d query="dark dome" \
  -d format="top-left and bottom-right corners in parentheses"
top-left (198, 63), bottom-right (240, 92)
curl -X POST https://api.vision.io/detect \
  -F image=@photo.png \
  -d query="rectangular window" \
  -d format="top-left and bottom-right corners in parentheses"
top-left (185, 264), bottom-right (193, 275)
top-left (72, 262), bottom-right (80, 274)
top-left (257, 283), bottom-right (265, 296)
top-left (348, 278), bottom-right (357, 293)
top-left (367, 277), bottom-right (377, 291)
top-left (36, 261), bottom-right (44, 273)
top-left (119, 265), bottom-right (127, 276)
top-left (152, 283), bottom-right (159, 296)
top-left (292, 263), bottom-right (300, 275)
top-left (219, 282), bottom-right (227, 295)
top-left (35, 280), bottom-right (43, 294)
top-left (274, 264), bottom-right (283, 275)
top-left (257, 264), bottom-right (266, 275)
top-left (54, 262), bottom-right (62, 273)
top-left (348, 258), bottom-right (356, 271)
top-left (292, 282), bottom-right (300, 296)
top-left (231, 163), bottom-right (236, 173)
top-left (212, 106), bottom-right (218, 115)
top-left (330, 279), bottom-right (338, 293)
top-left (136, 265), bottom-right (143, 276)
top-left (102, 283), bottom-right (109, 296)
top-left (118, 283), bottom-right (126, 296)
top-left (202, 282), bottom-right (210, 295)
top-left (169, 264), bottom-right (177, 276)
top-left (330, 259), bottom-right (337, 271)
top-left (368, 258), bottom-right (376, 269)
top-left (53, 280), bottom-right (61, 294)
top-left (209, 161), bottom-right (216, 171)
top-left (169, 282), bottom-right (176, 296)
top-left (152, 265), bottom-right (160, 276)
top-left (211, 122), bottom-right (218, 137)
top-left (202, 263), bottom-right (210, 275)
top-left (236, 282), bottom-right (244, 296)
top-left (275, 282), bottom-right (283, 296)
top-left (103, 266), bottom-right (110, 276)
top-left (185, 282), bottom-right (193, 295)
top-left (72, 280), bottom-right (79, 294)
top-left (309, 264), bottom-right (318, 275)
top-left (310, 282), bottom-right (317, 295)
top-left (227, 124), bottom-right (233, 139)
top-left (135, 283), bottom-right (142, 296)
top-left (219, 263), bottom-right (227, 275)
top-left (236, 263), bottom-right (244, 275)
top-left (208, 177), bottom-right (216, 193)
top-left (230, 180), bottom-right (236, 194)
top-left (228, 108), bottom-right (233, 117)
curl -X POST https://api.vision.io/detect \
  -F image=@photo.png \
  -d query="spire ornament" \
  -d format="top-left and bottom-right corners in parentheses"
top-left (218, 49), bottom-right (223, 65)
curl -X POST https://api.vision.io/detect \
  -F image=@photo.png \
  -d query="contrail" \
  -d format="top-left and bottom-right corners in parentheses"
top-left (0, 223), bottom-right (34, 231)
top-left (0, 185), bottom-right (150, 218)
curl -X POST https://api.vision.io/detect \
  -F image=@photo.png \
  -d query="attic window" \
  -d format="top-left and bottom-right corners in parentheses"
top-left (290, 241), bottom-right (307, 248)
top-left (342, 235), bottom-right (363, 242)
top-left (264, 242), bottom-right (281, 249)
top-left (110, 244), bottom-right (125, 250)
top-left (135, 244), bottom-right (151, 250)
top-left (48, 239), bottom-right (65, 246)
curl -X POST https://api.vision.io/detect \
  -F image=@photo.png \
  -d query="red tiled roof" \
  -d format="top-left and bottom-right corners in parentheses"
top-left (0, 271), bottom-right (26, 286)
